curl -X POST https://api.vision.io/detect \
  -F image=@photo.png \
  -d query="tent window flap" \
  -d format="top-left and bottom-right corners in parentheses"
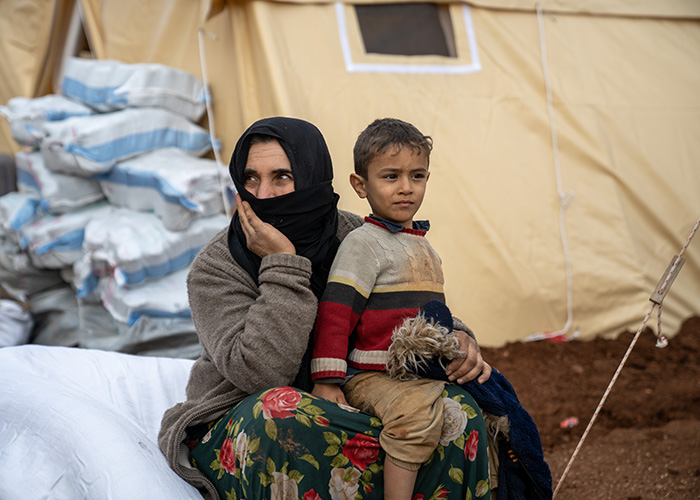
top-left (335, 2), bottom-right (481, 74)
top-left (355, 3), bottom-right (457, 57)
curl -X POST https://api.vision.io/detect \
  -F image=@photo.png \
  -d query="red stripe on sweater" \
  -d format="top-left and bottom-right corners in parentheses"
top-left (314, 302), bottom-right (420, 360)
top-left (312, 301), bottom-right (359, 360)
top-left (352, 307), bottom-right (420, 352)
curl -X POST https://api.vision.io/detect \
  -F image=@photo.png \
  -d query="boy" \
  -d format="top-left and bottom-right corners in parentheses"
top-left (311, 118), bottom-right (483, 499)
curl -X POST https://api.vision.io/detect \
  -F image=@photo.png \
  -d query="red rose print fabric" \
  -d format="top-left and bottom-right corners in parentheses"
top-left (260, 386), bottom-right (302, 419)
top-left (188, 385), bottom-right (490, 499)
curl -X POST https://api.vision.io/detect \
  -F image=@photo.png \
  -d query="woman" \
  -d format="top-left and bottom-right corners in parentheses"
top-left (158, 117), bottom-right (492, 500)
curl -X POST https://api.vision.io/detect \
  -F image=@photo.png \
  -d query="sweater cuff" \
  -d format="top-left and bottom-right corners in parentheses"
top-left (259, 253), bottom-right (312, 277)
top-left (453, 316), bottom-right (477, 341)
top-left (311, 357), bottom-right (347, 381)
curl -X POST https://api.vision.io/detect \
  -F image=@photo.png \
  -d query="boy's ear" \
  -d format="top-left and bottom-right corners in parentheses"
top-left (349, 173), bottom-right (367, 199)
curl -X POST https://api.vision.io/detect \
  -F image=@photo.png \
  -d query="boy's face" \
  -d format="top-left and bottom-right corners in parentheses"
top-left (350, 145), bottom-right (430, 228)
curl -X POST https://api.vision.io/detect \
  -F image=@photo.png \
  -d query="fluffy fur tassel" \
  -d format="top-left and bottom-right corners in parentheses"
top-left (386, 314), bottom-right (463, 381)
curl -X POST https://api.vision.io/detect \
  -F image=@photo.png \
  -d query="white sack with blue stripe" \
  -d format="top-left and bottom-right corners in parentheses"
top-left (15, 150), bottom-right (104, 214)
top-left (74, 207), bottom-right (227, 297)
top-left (96, 148), bottom-right (223, 231)
top-left (60, 57), bottom-right (206, 121)
top-left (38, 107), bottom-right (212, 176)
top-left (19, 202), bottom-right (111, 269)
top-left (102, 266), bottom-right (191, 327)
top-left (0, 94), bottom-right (95, 149)
top-left (0, 191), bottom-right (43, 243)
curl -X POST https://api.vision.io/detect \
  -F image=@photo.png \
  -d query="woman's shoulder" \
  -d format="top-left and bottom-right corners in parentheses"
top-left (189, 226), bottom-right (242, 279)
top-left (196, 226), bottom-right (230, 262)
top-left (337, 209), bottom-right (364, 240)
top-left (187, 225), bottom-right (261, 299)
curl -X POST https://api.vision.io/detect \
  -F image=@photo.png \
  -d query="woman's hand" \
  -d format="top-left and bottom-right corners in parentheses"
top-left (236, 193), bottom-right (296, 257)
top-left (312, 382), bottom-right (349, 406)
top-left (445, 330), bottom-right (492, 384)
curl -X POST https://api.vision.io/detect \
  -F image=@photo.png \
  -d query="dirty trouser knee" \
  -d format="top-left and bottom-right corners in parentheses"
top-left (344, 371), bottom-right (446, 471)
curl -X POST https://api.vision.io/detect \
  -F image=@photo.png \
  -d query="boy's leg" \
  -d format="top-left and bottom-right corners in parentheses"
top-left (384, 461), bottom-right (419, 500)
top-left (344, 372), bottom-right (446, 498)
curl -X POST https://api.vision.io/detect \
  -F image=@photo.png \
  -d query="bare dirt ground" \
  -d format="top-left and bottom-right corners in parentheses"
top-left (480, 316), bottom-right (700, 500)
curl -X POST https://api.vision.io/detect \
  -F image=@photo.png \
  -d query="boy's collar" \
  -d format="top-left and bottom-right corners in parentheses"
top-left (367, 214), bottom-right (430, 234)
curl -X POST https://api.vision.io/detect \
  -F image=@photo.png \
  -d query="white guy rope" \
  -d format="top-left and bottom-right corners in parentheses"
top-left (198, 27), bottom-right (233, 216)
top-left (553, 217), bottom-right (700, 497)
top-left (655, 303), bottom-right (668, 348)
top-left (527, 5), bottom-right (576, 341)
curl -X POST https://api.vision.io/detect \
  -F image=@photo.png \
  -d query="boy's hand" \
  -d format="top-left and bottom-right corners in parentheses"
top-left (236, 193), bottom-right (296, 257)
top-left (312, 382), bottom-right (349, 406)
top-left (445, 331), bottom-right (492, 384)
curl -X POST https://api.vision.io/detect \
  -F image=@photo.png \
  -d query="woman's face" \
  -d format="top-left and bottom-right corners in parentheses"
top-left (242, 139), bottom-right (295, 199)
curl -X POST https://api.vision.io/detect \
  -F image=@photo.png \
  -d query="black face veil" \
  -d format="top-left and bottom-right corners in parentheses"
top-left (227, 117), bottom-right (340, 298)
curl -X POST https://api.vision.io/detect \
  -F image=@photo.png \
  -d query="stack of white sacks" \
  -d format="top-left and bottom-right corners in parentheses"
top-left (0, 57), bottom-right (229, 358)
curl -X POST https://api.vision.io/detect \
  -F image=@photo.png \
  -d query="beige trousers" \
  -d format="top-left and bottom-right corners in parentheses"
top-left (343, 371), bottom-right (446, 471)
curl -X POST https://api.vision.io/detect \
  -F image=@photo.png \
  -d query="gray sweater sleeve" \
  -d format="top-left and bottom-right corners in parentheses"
top-left (187, 232), bottom-right (319, 395)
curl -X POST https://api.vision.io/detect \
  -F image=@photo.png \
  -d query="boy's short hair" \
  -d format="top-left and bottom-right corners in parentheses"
top-left (353, 118), bottom-right (433, 178)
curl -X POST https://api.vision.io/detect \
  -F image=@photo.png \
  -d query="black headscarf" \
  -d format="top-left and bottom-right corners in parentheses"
top-left (227, 117), bottom-right (340, 299)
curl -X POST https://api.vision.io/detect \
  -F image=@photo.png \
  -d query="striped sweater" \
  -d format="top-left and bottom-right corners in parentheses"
top-left (311, 217), bottom-right (445, 380)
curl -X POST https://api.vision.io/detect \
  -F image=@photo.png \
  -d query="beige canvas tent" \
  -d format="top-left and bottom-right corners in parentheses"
top-left (1, 0), bottom-right (698, 346)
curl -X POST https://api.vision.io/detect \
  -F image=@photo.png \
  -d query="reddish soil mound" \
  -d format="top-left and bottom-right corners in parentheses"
top-left (481, 316), bottom-right (700, 499)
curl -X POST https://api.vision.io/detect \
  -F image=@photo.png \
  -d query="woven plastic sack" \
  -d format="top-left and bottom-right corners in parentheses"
top-left (38, 107), bottom-right (212, 176)
top-left (0, 345), bottom-right (201, 500)
top-left (28, 285), bottom-right (83, 347)
top-left (96, 148), bottom-right (223, 231)
top-left (15, 150), bottom-right (104, 214)
top-left (60, 57), bottom-right (206, 121)
top-left (101, 266), bottom-right (191, 326)
top-left (79, 315), bottom-right (201, 359)
top-left (74, 208), bottom-right (227, 297)
top-left (0, 300), bottom-right (33, 347)
top-left (0, 191), bottom-right (43, 242)
top-left (0, 237), bottom-right (65, 303)
top-left (19, 202), bottom-right (111, 269)
top-left (0, 94), bottom-right (95, 149)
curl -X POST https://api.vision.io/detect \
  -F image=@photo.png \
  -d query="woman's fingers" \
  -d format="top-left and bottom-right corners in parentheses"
top-left (235, 192), bottom-right (295, 257)
top-left (448, 355), bottom-right (482, 384)
top-left (235, 193), bottom-right (249, 233)
top-left (236, 193), bottom-right (256, 237)
top-left (477, 361), bottom-right (492, 384)
top-left (445, 331), bottom-right (491, 384)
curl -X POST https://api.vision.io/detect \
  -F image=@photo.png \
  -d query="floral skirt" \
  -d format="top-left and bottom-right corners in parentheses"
top-left (188, 384), bottom-right (490, 500)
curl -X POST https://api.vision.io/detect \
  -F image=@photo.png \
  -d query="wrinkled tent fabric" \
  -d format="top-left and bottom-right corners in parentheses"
top-left (0, 0), bottom-right (59, 154)
top-left (1, 0), bottom-right (699, 346)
